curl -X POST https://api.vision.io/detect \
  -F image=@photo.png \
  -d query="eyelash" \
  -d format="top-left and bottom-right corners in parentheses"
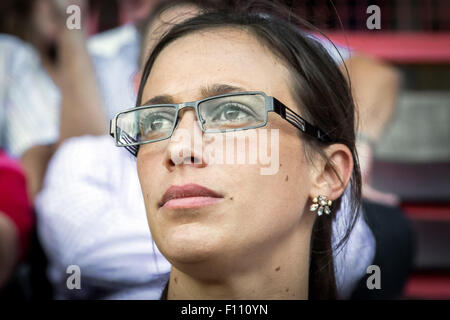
top-left (209, 103), bottom-right (257, 120)
top-left (139, 112), bottom-right (173, 128)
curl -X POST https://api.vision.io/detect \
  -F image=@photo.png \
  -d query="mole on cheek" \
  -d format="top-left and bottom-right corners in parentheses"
top-left (230, 197), bottom-right (233, 200)
top-left (285, 175), bottom-right (288, 181)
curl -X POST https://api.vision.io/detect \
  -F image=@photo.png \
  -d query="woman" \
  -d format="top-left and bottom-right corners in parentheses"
top-left (110, 3), bottom-right (361, 299)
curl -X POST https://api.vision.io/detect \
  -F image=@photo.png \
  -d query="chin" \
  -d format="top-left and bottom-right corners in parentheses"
top-left (158, 223), bottom-right (225, 264)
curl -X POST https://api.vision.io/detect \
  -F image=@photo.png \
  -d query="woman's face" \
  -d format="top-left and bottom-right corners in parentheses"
top-left (137, 28), bottom-right (317, 269)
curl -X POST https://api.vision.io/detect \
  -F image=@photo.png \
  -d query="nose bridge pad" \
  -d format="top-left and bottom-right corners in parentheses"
top-left (167, 104), bottom-right (205, 168)
top-left (174, 104), bottom-right (203, 132)
top-left (170, 106), bottom-right (204, 153)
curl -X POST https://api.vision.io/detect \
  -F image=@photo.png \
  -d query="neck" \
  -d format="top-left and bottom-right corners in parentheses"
top-left (166, 220), bottom-right (313, 300)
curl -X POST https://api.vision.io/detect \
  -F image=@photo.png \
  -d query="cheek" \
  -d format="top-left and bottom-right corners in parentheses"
top-left (270, 130), bottom-right (312, 212)
top-left (136, 151), bottom-right (166, 241)
top-left (136, 151), bottom-right (161, 209)
top-left (236, 134), bottom-right (311, 226)
top-left (228, 117), bottom-right (311, 208)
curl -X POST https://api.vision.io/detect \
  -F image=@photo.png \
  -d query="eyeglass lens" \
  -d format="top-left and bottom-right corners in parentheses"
top-left (115, 93), bottom-right (267, 146)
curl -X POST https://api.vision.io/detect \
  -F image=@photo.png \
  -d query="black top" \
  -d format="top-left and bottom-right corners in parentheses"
top-left (160, 281), bottom-right (169, 300)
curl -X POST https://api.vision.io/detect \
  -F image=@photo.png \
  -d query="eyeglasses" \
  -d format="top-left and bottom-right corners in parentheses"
top-left (110, 91), bottom-right (332, 156)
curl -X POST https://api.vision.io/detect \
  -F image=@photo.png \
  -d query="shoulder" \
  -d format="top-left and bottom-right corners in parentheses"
top-left (87, 24), bottom-right (140, 59)
top-left (0, 34), bottom-right (40, 74)
top-left (52, 135), bottom-right (126, 166)
top-left (0, 34), bottom-right (31, 53)
top-left (44, 135), bottom-right (133, 185)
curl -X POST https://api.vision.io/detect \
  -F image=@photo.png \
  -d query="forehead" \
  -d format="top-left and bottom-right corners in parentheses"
top-left (143, 27), bottom-right (294, 103)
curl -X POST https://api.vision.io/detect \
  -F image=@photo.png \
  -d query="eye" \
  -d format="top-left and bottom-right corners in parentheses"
top-left (209, 102), bottom-right (259, 123)
top-left (139, 111), bottom-right (174, 136)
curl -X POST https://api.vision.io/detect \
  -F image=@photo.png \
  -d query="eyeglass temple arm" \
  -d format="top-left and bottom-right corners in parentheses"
top-left (110, 116), bottom-right (139, 156)
top-left (270, 98), bottom-right (332, 143)
top-left (109, 119), bottom-right (115, 138)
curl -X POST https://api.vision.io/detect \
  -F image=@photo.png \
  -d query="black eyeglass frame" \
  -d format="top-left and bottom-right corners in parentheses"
top-left (109, 91), bottom-right (332, 156)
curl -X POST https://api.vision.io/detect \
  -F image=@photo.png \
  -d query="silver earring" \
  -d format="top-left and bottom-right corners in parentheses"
top-left (310, 195), bottom-right (332, 216)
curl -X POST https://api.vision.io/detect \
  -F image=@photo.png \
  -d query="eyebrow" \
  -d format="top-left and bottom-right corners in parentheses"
top-left (141, 83), bottom-right (247, 106)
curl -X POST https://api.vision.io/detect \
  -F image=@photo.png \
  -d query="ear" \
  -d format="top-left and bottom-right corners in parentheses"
top-left (309, 144), bottom-right (354, 201)
top-left (133, 71), bottom-right (142, 94)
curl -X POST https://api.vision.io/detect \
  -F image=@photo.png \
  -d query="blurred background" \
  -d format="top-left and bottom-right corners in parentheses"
top-left (0, 0), bottom-right (449, 300)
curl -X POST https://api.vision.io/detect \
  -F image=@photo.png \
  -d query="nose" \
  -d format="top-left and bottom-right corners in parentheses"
top-left (164, 108), bottom-right (207, 171)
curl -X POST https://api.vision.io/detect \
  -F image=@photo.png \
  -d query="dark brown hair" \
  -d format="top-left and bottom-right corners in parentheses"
top-left (137, 0), bottom-right (361, 300)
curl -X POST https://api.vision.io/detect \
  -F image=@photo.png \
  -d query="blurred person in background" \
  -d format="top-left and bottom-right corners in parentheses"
top-left (0, 34), bottom-right (46, 295)
top-left (0, 0), bottom-right (107, 201)
top-left (0, 150), bottom-right (33, 291)
top-left (0, 0), bottom-right (121, 295)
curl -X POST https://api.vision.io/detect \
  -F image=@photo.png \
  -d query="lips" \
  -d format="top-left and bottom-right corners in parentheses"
top-left (159, 183), bottom-right (224, 208)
